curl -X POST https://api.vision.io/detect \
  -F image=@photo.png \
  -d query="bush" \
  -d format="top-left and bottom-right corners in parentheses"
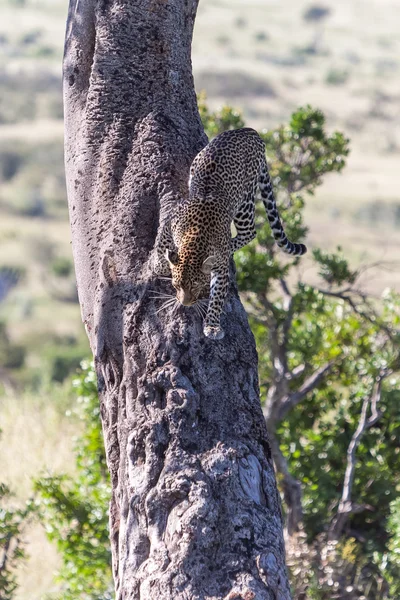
top-left (325, 68), bottom-right (349, 86)
top-left (198, 92), bottom-right (245, 139)
top-left (0, 482), bottom-right (33, 600)
top-left (254, 31), bottom-right (269, 43)
top-left (303, 5), bottom-right (331, 23)
top-left (0, 148), bottom-right (25, 181)
top-left (32, 45), bottom-right (56, 58)
top-left (51, 257), bottom-right (73, 278)
top-left (234, 17), bottom-right (247, 29)
top-left (35, 363), bottom-right (113, 600)
top-left (49, 345), bottom-right (88, 383)
top-left (216, 35), bottom-right (231, 46)
top-left (18, 29), bottom-right (42, 46)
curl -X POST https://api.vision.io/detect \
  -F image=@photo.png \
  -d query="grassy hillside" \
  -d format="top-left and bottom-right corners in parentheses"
top-left (0, 0), bottom-right (399, 597)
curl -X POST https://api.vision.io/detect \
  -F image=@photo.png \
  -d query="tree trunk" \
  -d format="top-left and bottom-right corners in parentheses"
top-left (63, 1), bottom-right (292, 598)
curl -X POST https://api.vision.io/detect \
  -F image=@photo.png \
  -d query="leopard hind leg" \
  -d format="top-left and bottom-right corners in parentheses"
top-left (231, 187), bottom-right (257, 253)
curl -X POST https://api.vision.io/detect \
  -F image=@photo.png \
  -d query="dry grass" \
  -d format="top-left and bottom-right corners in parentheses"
top-left (0, 387), bottom-right (77, 497)
top-left (14, 524), bottom-right (62, 600)
top-left (0, 387), bottom-right (78, 599)
top-left (0, 119), bottom-right (63, 142)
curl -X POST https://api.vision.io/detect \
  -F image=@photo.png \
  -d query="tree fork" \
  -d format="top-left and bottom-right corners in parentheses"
top-left (64, 1), bottom-right (292, 598)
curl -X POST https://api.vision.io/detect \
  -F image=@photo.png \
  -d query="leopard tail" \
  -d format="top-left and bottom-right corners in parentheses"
top-left (258, 159), bottom-right (307, 256)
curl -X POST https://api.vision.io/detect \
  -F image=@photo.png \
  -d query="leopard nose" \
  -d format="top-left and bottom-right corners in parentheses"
top-left (177, 288), bottom-right (193, 306)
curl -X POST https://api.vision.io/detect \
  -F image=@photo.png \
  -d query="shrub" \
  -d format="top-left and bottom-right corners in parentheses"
top-left (35, 363), bottom-right (113, 600)
top-left (325, 68), bottom-right (349, 86)
top-left (49, 346), bottom-right (88, 383)
top-left (303, 5), bottom-right (331, 23)
top-left (234, 17), bottom-right (247, 29)
top-left (51, 257), bottom-right (73, 278)
top-left (0, 148), bottom-right (25, 181)
top-left (0, 482), bottom-right (33, 600)
top-left (254, 31), bottom-right (269, 43)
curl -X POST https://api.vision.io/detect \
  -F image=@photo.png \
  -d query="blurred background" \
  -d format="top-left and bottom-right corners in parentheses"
top-left (0, 0), bottom-right (399, 598)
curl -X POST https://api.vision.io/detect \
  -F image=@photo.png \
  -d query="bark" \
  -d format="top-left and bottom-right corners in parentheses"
top-left (64, 1), bottom-right (292, 599)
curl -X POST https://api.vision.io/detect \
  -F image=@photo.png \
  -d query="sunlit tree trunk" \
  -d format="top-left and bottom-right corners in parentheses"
top-left (63, 1), bottom-right (292, 598)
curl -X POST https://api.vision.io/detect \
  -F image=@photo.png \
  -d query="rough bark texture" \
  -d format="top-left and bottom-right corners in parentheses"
top-left (64, 1), bottom-right (292, 598)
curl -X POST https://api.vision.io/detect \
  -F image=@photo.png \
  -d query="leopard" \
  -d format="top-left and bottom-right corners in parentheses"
top-left (156, 127), bottom-right (307, 340)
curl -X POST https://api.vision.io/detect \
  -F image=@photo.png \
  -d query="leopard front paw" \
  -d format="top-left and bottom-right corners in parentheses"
top-left (204, 324), bottom-right (225, 340)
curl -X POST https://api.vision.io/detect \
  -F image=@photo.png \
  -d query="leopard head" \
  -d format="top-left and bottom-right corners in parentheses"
top-left (165, 248), bottom-right (214, 306)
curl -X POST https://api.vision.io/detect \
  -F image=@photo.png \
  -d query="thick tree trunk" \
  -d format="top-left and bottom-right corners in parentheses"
top-left (64, 1), bottom-right (292, 598)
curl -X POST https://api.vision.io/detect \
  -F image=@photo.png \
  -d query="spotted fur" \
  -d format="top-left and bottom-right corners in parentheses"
top-left (156, 127), bottom-right (307, 340)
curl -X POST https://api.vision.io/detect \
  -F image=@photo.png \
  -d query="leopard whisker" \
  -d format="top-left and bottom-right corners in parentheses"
top-left (149, 294), bottom-right (175, 300)
top-left (195, 301), bottom-right (207, 319)
top-left (155, 299), bottom-right (176, 314)
top-left (194, 303), bottom-right (202, 319)
top-left (149, 290), bottom-right (175, 297)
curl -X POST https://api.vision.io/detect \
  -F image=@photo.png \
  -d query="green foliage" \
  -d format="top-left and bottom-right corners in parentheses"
top-left (261, 105), bottom-right (349, 195)
top-left (0, 482), bottom-right (33, 600)
top-left (198, 91), bottom-right (245, 139)
top-left (382, 498), bottom-right (400, 596)
top-left (51, 257), bottom-right (73, 278)
top-left (34, 362), bottom-right (113, 599)
top-left (50, 349), bottom-right (86, 383)
top-left (325, 68), bottom-right (349, 86)
top-left (280, 380), bottom-right (400, 542)
top-left (312, 247), bottom-right (357, 286)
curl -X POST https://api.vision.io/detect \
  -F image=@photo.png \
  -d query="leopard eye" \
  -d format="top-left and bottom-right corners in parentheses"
top-left (165, 248), bottom-right (179, 265)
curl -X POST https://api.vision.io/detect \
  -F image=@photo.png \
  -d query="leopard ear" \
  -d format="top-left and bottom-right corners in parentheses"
top-left (201, 255), bottom-right (216, 275)
top-left (165, 248), bottom-right (179, 266)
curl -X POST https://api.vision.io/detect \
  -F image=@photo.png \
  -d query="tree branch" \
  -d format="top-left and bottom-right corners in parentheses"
top-left (268, 433), bottom-right (304, 536)
top-left (280, 278), bottom-right (294, 356)
top-left (276, 360), bottom-right (336, 424)
top-left (329, 371), bottom-right (389, 540)
top-left (317, 286), bottom-right (397, 341)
